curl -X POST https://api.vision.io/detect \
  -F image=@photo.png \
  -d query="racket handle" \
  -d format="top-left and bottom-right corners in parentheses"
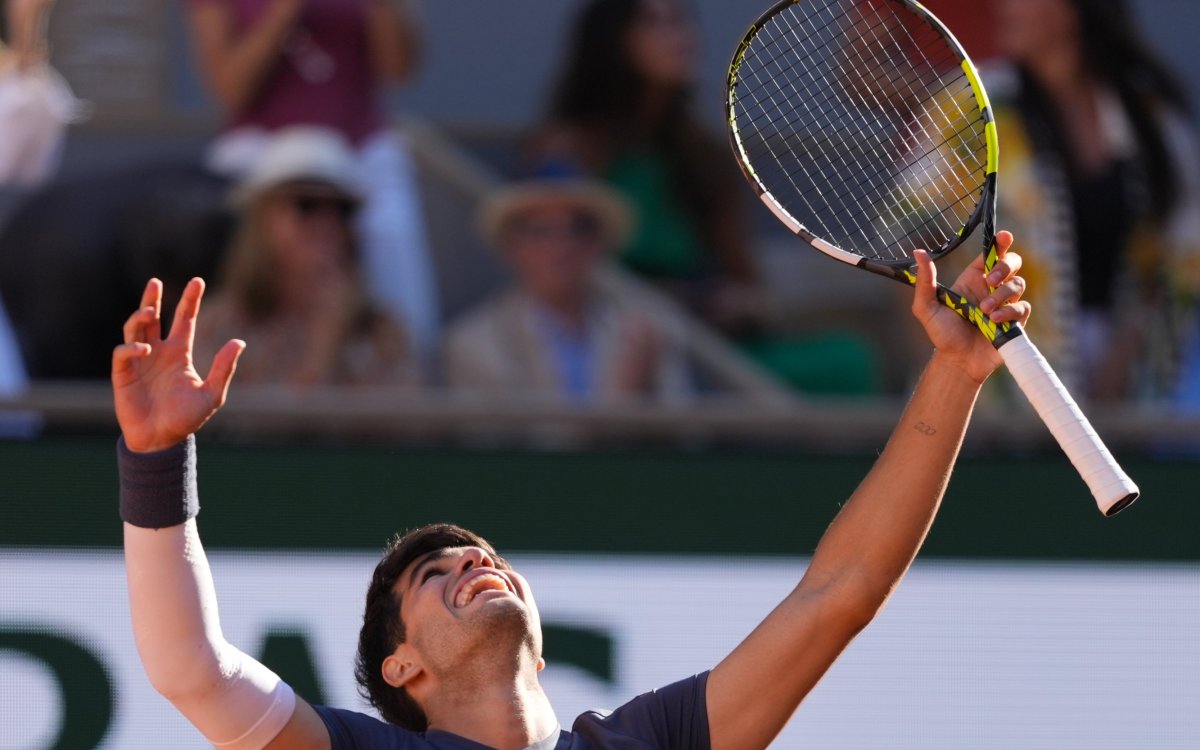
top-left (997, 331), bottom-right (1139, 516)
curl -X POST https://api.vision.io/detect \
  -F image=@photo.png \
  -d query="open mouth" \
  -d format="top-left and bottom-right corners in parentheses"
top-left (453, 571), bottom-right (515, 609)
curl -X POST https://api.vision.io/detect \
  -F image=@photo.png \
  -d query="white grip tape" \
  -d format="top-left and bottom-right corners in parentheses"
top-left (998, 333), bottom-right (1139, 514)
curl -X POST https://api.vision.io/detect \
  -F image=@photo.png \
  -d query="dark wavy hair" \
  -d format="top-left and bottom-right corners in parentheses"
top-left (1021, 0), bottom-right (1192, 219)
top-left (547, 0), bottom-right (732, 252)
top-left (354, 523), bottom-right (507, 730)
top-left (550, 0), bottom-right (665, 135)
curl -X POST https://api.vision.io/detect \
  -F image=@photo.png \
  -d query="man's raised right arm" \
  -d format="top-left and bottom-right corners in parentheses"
top-left (114, 278), bottom-right (329, 749)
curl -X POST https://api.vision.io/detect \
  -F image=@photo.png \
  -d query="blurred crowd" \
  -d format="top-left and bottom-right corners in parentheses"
top-left (1, 0), bottom-right (1198, 424)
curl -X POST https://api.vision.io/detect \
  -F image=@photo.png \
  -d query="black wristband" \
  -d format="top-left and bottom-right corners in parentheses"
top-left (117, 434), bottom-right (200, 529)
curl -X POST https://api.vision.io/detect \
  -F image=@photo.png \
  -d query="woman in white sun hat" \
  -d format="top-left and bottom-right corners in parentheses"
top-left (185, 0), bottom-right (439, 365)
top-left (195, 127), bottom-right (417, 389)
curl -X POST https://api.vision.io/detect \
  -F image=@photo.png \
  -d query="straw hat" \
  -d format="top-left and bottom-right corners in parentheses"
top-left (231, 127), bottom-right (366, 208)
top-left (478, 175), bottom-right (634, 249)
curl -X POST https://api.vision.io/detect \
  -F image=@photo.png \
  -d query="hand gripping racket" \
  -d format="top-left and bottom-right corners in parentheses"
top-left (726, 0), bottom-right (1139, 515)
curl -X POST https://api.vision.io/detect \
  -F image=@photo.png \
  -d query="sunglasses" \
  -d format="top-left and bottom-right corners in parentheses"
top-left (282, 194), bottom-right (358, 221)
top-left (509, 213), bottom-right (603, 242)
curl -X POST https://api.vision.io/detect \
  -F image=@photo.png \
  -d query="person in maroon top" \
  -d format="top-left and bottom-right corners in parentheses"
top-left (187, 0), bottom-right (408, 145)
top-left (186, 0), bottom-right (441, 365)
top-left (920, 0), bottom-right (999, 62)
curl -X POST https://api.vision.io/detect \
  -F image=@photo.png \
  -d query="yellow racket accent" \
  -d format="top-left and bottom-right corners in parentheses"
top-left (902, 268), bottom-right (1003, 342)
top-left (961, 60), bottom-right (999, 175)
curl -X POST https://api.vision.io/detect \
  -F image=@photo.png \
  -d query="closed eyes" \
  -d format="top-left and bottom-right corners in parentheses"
top-left (420, 567), bottom-right (444, 585)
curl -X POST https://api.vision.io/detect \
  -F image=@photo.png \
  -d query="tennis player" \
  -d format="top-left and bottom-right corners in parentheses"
top-left (113, 232), bottom-right (1029, 749)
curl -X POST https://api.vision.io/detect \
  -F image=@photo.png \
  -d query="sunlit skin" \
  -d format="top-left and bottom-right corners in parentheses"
top-left (381, 546), bottom-right (556, 750)
top-left (113, 230), bottom-right (1033, 750)
top-left (500, 203), bottom-right (609, 329)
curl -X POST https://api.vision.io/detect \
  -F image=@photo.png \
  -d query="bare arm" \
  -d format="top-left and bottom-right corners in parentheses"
top-left (365, 0), bottom-right (422, 83)
top-left (5, 0), bottom-right (54, 69)
top-left (187, 0), bottom-right (302, 116)
top-left (115, 278), bottom-right (331, 749)
top-left (706, 233), bottom-right (1031, 750)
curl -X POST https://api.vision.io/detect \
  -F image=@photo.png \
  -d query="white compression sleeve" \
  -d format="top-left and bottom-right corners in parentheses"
top-left (125, 520), bottom-right (296, 749)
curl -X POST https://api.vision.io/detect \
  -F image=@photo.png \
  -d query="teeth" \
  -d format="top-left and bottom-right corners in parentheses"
top-left (454, 573), bottom-right (510, 608)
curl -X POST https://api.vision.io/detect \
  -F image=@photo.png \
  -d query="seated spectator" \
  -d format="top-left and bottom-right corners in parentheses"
top-left (984, 0), bottom-right (1200, 403)
top-left (195, 127), bottom-right (415, 387)
top-left (528, 0), bottom-right (884, 397)
top-left (444, 175), bottom-right (691, 404)
top-left (0, 0), bottom-right (83, 188)
top-left (186, 0), bottom-right (441, 361)
top-left (530, 0), bottom-right (764, 336)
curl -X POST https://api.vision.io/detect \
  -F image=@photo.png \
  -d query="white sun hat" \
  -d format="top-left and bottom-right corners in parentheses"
top-left (231, 126), bottom-right (366, 208)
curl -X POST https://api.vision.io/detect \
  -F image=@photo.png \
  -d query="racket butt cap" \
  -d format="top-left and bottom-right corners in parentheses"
top-left (1102, 490), bottom-right (1140, 517)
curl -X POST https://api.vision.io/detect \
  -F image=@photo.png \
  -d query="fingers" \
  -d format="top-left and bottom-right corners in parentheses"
top-left (989, 299), bottom-right (1031, 326)
top-left (990, 232), bottom-right (1029, 325)
top-left (979, 274), bottom-right (1027, 318)
top-left (112, 342), bottom-right (151, 378)
top-left (125, 279), bottom-right (164, 344)
top-left (966, 232), bottom-right (1020, 286)
top-left (978, 234), bottom-right (1027, 321)
top-left (994, 230), bottom-right (1014, 255)
top-left (911, 248), bottom-right (937, 321)
top-left (140, 279), bottom-right (163, 343)
top-left (123, 306), bottom-right (159, 346)
top-left (985, 251), bottom-right (1023, 289)
top-left (139, 278), bottom-right (162, 312)
top-left (201, 338), bottom-right (246, 408)
top-left (168, 278), bottom-right (206, 349)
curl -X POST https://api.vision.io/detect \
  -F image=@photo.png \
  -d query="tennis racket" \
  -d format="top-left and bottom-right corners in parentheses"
top-left (726, 0), bottom-right (1139, 515)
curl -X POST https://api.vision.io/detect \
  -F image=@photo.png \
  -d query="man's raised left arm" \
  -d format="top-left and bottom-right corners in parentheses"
top-left (706, 232), bottom-right (1030, 750)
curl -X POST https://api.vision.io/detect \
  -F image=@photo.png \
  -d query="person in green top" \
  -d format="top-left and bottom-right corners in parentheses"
top-left (528, 0), bottom-right (884, 395)
top-left (530, 0), bottom-right (761, 333)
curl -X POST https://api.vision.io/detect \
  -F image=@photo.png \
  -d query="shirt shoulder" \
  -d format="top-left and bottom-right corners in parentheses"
top-left (316, 706), bottom-right (565, 750)
top-left (313, 705), bottom-right (427, 750)
top-left (567, 672), bottom-right (711, 750)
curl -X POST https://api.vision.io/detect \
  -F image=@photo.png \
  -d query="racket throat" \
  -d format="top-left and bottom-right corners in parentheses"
top-left (930, 282), bottom-right (1021, 346)
top-left (862, 258), bottom-right (1020, 347)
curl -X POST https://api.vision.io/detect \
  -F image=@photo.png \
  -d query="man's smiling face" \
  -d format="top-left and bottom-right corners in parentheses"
top-left (388, 545), bottom-right (543, 686)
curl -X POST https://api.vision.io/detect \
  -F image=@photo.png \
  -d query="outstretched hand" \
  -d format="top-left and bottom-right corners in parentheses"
top-left (911, 230), bottom-right (1031, 385)
top-left (112, 278), bottom-right (245, 453)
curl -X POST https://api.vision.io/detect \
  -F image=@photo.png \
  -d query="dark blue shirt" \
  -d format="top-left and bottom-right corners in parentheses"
top-left (314, 672), bottom-right (710, 750)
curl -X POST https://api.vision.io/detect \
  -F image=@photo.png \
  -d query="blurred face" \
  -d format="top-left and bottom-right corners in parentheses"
top-left (389, 546), bottom-right (542, 684)
top-left (502, 203), bottom-right (609, 306)
top-left (260, 184), bottom-right (357, 282)
top-left (625, 0), bottom-right (699, 87)
top-left (996, 0), bottom-right (1081, 64)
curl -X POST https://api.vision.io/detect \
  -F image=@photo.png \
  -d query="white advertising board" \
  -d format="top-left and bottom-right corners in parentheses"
top-left (2, 552), bottom-right (1198, 749)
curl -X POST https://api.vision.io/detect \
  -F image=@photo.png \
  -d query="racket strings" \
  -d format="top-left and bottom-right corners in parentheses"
top-left (739, 4), bottom-right (961, 161)
top-left (741, 9), bottom-right (963, 170)
top-left (811, 0), bottom-right (985, 251)
top-left (808, 10), bottom-right (981, 254)
top-left (738, 31), bottom-right (938, 255)
top-left (731, 0), bottom-right (989, 262)
top-left (743, 1), bottom-right (959, 119)
top-left (740, 17), bottom-right (935, 252)
top-left (784, 94), bottom-right (985, 244)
